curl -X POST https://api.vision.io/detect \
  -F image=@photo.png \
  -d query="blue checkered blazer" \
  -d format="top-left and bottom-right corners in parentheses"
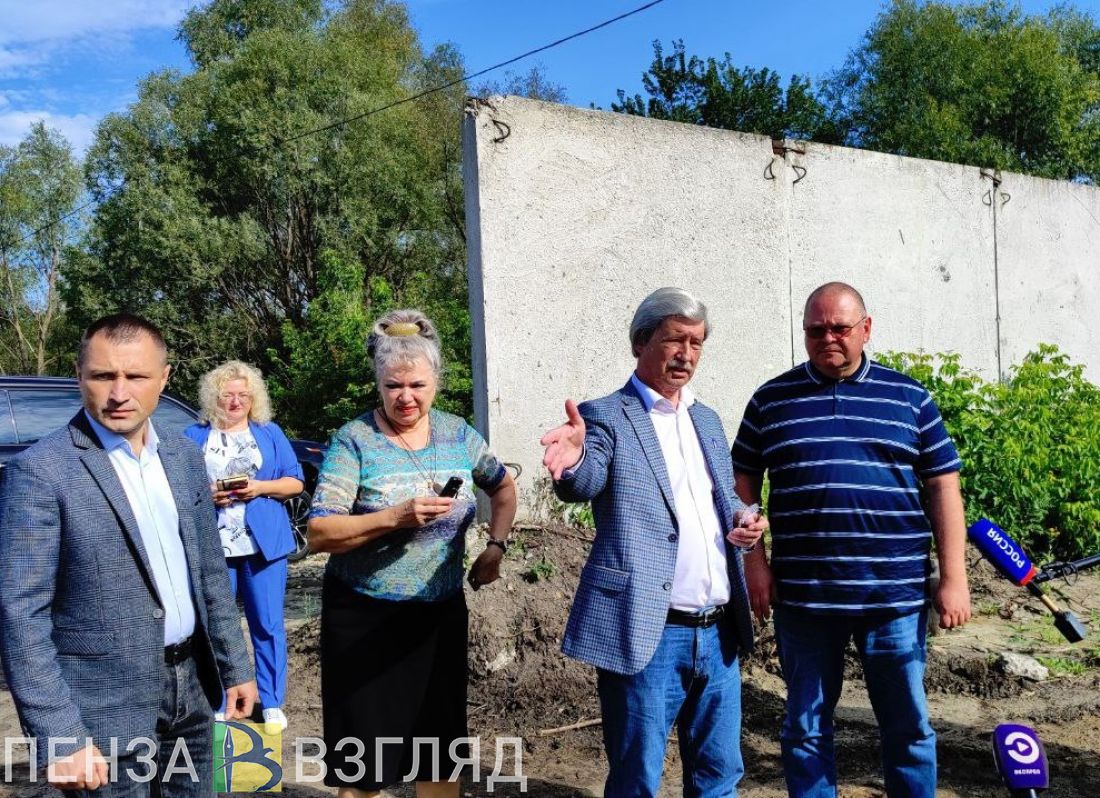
top-left (0, 412), bottom-right (253, 770)
top-left (556, 381), bottom-right (755, 675)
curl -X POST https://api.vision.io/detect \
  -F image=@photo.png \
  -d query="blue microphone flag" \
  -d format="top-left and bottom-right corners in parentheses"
top-left (967, 519), bottom-right (1038, 586)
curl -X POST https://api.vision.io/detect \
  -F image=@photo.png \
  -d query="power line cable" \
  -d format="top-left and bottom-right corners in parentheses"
top-left (8, 0), bottom-right (670, 245)
top-left (279, 0), bottom-right (669, 143)
top-left (3, 196), bottom-right (97, 251)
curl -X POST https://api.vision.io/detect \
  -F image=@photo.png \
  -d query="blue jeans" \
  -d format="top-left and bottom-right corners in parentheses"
top-left (597, 619), bottom-right (743, 798)
top-left (63, 656), bottom-right (213, 798)
top-left (774, 607), bottom-right (935, 798)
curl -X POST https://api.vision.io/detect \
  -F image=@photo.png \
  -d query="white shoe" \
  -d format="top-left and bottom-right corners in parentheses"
top-left (262, 707), bottom-right (287, 731)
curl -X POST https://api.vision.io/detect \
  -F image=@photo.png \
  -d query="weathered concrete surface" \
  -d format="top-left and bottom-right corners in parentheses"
top-left (784, 142), bottom-right (999, 376)
top-left (997, 174), bottom-right (1100, 383)
top-left (463, 96), bottom-right (1100, 512)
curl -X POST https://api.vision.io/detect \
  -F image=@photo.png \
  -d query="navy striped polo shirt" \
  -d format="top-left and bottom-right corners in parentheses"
top-left (731, 355), bottom-right (962, 615)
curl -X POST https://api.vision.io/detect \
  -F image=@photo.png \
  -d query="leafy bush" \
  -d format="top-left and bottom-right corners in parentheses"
top-left (878, 346), bottom-right (1100, 560)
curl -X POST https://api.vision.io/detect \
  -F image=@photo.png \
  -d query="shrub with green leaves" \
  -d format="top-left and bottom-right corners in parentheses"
top-left (878, 345), bottom-right (1100, 560)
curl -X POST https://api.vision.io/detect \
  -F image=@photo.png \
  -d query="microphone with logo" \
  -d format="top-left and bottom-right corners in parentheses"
top-left (992, 723), bottom-right (1049, 797)
top-left (967, 519), bottom-right (1087, 643)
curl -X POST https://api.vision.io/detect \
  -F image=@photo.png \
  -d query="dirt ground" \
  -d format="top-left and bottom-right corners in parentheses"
top-left (3, 524), bottom-right (1099, 796)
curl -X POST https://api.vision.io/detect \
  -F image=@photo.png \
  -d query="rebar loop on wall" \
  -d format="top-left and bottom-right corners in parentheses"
top-left (491, 119), bottom-right (512, 143)
top-left (766, 139), bottom-right (808, 183)
top-left (463, 98), bottom-right (512, 143)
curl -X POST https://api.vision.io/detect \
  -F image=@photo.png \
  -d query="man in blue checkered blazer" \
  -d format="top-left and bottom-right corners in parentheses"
top-left (541, 287), bottom-right (766, 798)
top-left (0, 314), bottom-right (256, 795)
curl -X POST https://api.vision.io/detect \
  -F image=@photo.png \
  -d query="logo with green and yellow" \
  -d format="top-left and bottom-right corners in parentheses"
top-left (213, 720), bottom-right (282, 792)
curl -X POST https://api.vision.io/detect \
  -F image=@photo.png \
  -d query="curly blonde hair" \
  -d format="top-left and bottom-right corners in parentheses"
top-left (197, 360), bottom-right (274, 427)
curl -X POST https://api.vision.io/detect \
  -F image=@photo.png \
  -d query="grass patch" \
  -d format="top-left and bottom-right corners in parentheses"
top-left (523, 555), bottom-right (556, 583)
top-left (1036, 656), bottom-right (1089, 676)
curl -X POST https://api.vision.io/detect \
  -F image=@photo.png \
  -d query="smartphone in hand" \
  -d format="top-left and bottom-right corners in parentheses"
top-left (438, 477), bottom-right (463, 498)
top-left (217, 474), bottom-right (249, 492)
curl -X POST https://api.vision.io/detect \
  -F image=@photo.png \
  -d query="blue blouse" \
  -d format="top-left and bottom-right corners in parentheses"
top-left (310, 409), bottom-right (506, 601)
top-left (183, 421), bottom-right (304, 562)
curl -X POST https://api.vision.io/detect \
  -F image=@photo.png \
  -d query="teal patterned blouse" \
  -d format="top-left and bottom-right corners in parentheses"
top-left (310, 408), bottom-right (506, 601)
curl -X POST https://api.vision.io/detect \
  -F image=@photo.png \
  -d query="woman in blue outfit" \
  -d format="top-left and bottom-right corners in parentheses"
top-left (184, 360), bottom-right (304, 731)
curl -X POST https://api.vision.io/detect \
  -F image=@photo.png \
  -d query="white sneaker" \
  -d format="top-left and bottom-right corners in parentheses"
top-left (262, 707), bottom-right (288, 731)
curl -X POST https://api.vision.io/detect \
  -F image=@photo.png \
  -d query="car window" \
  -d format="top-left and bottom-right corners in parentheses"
top-left (152, 399), bottom-right (199, 438)
top-left (9, 389), bottom-right (84, 444)
top-left (0, 391), bottom-right (16, 444)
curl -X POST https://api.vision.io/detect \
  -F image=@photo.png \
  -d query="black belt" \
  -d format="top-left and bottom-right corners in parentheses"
top-left (667, 605), bottom-right (726, 628)
top-left (164, 636), bottom-right (193, 665)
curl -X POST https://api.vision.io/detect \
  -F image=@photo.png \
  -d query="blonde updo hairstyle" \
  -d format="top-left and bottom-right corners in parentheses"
top-left (198, 360), bottom-right (274, 427)
top-left (366, 309), bottom-right (442, 381)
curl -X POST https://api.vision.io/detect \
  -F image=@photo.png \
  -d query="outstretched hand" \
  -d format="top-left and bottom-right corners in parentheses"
top-left (540, 400), bottom-right (585, 480)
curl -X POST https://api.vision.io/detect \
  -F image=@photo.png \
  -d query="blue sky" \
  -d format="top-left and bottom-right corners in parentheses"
top-left (1, 0), bottom-right (1097, 154)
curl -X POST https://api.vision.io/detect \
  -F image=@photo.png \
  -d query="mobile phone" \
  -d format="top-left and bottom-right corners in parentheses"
top-left (218, 474), bottom-right (249, 492)
top-left (438, 477), bottom-right (463, 498)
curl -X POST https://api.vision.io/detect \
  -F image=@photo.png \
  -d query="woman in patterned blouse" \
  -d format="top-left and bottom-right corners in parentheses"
top-left (184, 360), bottom-right (305, 733)
top-left (308, 308), bottom-right (517, 798)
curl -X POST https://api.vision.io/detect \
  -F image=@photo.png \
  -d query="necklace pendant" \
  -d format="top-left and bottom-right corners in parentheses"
top-left (430, 480), bottom-right (442, 495)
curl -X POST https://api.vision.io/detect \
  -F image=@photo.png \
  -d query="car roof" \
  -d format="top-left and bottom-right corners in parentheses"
top-left (0, 376), bottom-right (196, 411)
top-left (0, 376), bottom-right (80, 388)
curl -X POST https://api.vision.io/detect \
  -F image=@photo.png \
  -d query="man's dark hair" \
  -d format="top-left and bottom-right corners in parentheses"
top-left (77, 314), bottom-right (168, 368)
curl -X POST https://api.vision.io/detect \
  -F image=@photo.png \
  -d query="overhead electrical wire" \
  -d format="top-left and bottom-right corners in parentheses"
top-left (6, 0), bottom-right (671, 247)
top-left (279, 0), bottom-right (669, 143)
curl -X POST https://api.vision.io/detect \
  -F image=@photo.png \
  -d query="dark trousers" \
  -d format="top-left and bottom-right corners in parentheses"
top-left (64, 655), bottom-right (213, 798)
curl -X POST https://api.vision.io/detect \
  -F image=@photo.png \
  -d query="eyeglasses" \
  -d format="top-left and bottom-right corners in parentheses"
top-left (218, 392), bottom-right (252, 403)
top-left (803, 316), bottom-right (867, 340)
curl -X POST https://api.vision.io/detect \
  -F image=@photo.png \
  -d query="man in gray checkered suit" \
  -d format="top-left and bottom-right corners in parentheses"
top-left (541, 287), bottom-right (767, 798)
top-left (0, 314), bottom-right (256, 795)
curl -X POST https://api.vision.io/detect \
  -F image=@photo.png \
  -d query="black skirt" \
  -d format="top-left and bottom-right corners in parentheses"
top-left (320, 573), bottom-right (469, 789)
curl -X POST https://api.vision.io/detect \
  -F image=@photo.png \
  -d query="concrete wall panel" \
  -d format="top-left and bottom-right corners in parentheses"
top-left (463, 97), bottom-right (1100, 514)
top-left (783, 143), bottom-right (999, 376)
top-left (997, 176), bottom-right (1100, 383)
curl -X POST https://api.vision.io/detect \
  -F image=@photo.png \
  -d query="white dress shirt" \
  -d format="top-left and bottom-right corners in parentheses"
top-left (84, 411), bottom-right (196, 645)
top-left (629, 374), bottom-right (731, 611)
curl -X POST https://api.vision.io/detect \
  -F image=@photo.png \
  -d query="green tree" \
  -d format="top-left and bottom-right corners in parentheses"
top-left (824, 0), bottom-right (1100, 181)
top-left (0, 123), bottom-right (83, 375)
top-left (70, 0), bottom-right (470, 433)
top-left (612, 39), bottom-right (841, 141)
top-left (268, 250), bottom-right (471, 439)
top-left (477, 65), bottom-right (568, 103)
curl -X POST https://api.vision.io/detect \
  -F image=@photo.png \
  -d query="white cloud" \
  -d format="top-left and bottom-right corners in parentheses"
top-left (0, 110), bottom-right (98, 154)
top-left (0, 45), bottom-right (50, 77)
top-left (0, 1), bottom-right (193, 79)
top-left (0, 1), bottom-right (193, 45)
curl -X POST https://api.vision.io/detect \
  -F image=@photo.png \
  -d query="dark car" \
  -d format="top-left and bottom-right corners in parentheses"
top-left (0, 376), bottom-right (325, 561)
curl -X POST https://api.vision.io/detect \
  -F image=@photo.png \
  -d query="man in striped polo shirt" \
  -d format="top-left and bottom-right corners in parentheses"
top-left (731, 282), bottom-right (971, 798)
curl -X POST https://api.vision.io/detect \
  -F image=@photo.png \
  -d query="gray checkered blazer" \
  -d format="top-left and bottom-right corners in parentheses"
top-left (556, 381), bottom-right (754, 675)
top-left (0, 412), bottom-right (253, 770)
